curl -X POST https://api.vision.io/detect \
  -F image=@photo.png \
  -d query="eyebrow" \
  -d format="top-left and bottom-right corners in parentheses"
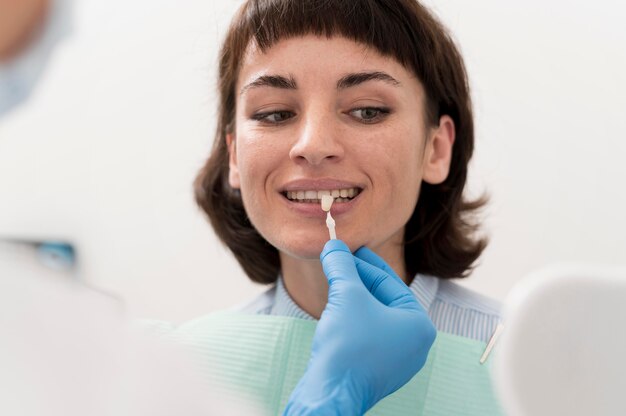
top-left (336, 71), bottom-right (401, 89)
top-left (239, 75), bottom-right (297, 96)
top-left (239, 71), bottom-right (400, 96)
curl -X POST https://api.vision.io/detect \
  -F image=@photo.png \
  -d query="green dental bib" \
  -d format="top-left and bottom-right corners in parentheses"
top-left (146, 312), bottom-right (503, 415)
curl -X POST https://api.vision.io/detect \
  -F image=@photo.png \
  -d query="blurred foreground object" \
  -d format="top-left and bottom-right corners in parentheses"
top-left (0, 239), bottom-right (75, 280)
top-left (0, 241), bottom-right (252, 416)
top-left (0, 0), bottom-right (49, 62)
top-left (495, 265), bottom-right (626, 416)
top-left (0, 0), bottom-right (72, 116)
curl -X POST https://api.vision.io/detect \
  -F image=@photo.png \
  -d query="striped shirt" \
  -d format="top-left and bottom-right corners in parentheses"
top-left (237, 274), bottom-right (502, 344)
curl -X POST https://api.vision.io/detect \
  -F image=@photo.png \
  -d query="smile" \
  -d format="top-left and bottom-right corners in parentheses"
top-left (283, 188), bottom-right (362, 203)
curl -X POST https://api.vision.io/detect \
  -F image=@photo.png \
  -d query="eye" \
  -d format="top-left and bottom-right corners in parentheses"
top-left (349, 107), bottom-right (390, 123)
top-left (251, 110), bottom-right (295, 124)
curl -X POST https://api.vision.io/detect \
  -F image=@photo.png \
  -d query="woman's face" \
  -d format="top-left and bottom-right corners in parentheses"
top-left (229, 35), bottom-right (453, 260)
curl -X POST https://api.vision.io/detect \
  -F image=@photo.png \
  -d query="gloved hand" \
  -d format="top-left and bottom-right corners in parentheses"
top-left (284, 239), bottom-right (437, 415)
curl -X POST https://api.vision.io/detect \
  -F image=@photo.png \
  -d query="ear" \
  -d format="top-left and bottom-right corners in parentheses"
top-left (226, 133), bottom-right (241, 189)
top-left (422, 115), bottom-right (455, 185)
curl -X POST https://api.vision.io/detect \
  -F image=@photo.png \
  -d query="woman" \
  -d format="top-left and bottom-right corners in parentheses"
top-left (189, 0), bottom-right (502, 413)
top-left (195, 0), bottom-right (500, 339)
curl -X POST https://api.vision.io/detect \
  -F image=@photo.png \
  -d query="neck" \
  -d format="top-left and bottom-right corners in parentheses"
top-left (279, 234), bottom-right (407, 319)
top-left (280, 255), bottom-right (328, 319)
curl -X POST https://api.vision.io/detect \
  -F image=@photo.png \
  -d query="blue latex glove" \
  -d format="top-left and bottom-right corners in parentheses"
top-left (284, 239), bottom-right (437, 415)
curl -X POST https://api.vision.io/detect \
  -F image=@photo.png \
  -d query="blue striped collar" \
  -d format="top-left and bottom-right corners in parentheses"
top-left (270, 273), bottom-right (440, 320)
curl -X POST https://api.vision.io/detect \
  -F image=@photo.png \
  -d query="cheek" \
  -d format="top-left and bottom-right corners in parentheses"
top-left (236, 131), bottom-right (281, 187)
top-left (234, 132), bottom-right (288, 224)
top-left (371, 129), bottom-right (423, 222)
top-left (236, 145), bottom-right (269, 213)
top-left (365, 127), bottom-right (423, 190)
top-left (236, 145), bottom-right (260, 187)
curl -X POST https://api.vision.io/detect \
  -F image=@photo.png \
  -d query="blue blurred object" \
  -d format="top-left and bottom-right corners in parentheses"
top-left (37, 241), bottom-right (75, 271)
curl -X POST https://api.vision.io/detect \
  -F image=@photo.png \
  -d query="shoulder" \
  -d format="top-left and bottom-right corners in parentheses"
top-left (435, 279), bottom-right (501, 315)
top-left (430, 279), bottom-right (502, 344)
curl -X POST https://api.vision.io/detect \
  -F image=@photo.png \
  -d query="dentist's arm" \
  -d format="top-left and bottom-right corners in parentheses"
top-left (284, 239), bottom-right (437, 415)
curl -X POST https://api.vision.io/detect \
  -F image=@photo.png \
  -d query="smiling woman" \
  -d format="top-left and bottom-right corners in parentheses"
top-left (188, 0), bottom-right (502, 413)
top-left (195, 0), bottom-right (497, 320)
top-left (198, 1), bottom-right (487, 280)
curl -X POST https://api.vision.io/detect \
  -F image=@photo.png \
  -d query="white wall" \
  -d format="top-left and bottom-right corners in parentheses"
top-left (1, 0), bottom-right (624, 322)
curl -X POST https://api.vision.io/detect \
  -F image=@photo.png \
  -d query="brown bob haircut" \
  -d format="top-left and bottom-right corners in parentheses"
top-left (194, 0), bottom-right (488, 284)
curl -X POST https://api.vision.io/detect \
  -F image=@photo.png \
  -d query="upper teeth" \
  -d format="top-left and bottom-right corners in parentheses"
top-left (286, 188), bottom-right (359, 200)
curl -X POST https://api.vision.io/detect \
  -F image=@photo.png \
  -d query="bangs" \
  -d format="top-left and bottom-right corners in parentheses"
top-left (242, 0), bottom-right (420, 69)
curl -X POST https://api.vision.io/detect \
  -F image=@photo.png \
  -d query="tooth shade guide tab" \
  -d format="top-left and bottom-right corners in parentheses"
top-left (321, 195), bottom-right (334, 212)
top-left (320, 195), bottom-right (337, 240)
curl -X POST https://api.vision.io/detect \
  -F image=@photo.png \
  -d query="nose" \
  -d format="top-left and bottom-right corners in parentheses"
top-left (289, 111), bottom-right (345, 166)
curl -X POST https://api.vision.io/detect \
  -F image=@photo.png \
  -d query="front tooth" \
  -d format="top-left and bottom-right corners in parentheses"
top-left (318, 190), bottom-right (331, 200)
top-left (331, 189), bottom-right (340, 198)
top-left (340, 189), bottom-right (348, 198)
top-left (297, 191), bottom-right (305, 200)
top-left (305, 190), bottom-right (317, 199)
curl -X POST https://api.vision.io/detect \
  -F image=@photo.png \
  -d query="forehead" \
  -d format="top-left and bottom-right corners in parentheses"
top-left (237, 35), bottom-right (418, 90)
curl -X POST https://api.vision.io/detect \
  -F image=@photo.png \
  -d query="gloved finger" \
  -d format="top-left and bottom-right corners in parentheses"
top-left (320, 239), bottom-right (363, 293)
top-left (354, 257), bottom-right (423, 311)
top-left (354, 246), bottom-right (403, 283)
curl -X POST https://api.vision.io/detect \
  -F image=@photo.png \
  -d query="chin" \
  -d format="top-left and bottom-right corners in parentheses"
top-left (272, 231), bottom-right (367, 261)
top-left (275, 236), bottom-right (329, 260)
